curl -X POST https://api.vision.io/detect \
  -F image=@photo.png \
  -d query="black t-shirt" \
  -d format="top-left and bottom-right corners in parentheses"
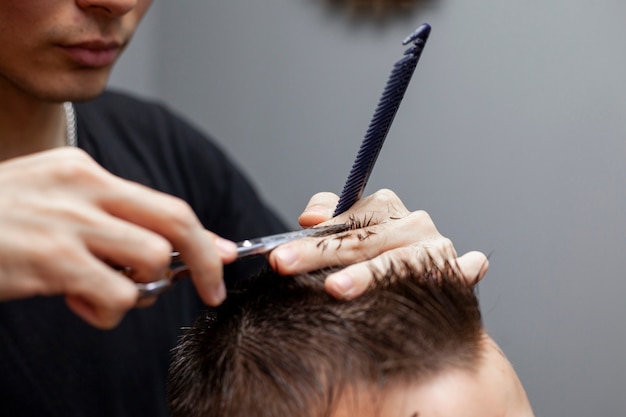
top-left (0, 91), bottom-right (287, 417)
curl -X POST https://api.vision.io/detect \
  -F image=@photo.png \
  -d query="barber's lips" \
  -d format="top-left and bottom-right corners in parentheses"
top-left (61, 42), bottom-right (121, 67)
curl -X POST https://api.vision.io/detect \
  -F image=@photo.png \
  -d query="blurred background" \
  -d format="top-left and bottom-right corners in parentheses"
top-left (110, 1), bottom-right (626, 415)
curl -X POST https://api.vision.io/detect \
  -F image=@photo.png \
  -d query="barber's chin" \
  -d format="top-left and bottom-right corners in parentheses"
top-left (52, 72), bottom-right (112, 102)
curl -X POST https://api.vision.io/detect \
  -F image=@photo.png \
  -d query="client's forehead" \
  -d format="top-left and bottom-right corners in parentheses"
top-left (332, 335), bottom-right (535, 417)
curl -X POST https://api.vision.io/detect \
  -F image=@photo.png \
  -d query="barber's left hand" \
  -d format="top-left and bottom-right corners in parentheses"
top-left (268, 189), bottom-right (489, 299)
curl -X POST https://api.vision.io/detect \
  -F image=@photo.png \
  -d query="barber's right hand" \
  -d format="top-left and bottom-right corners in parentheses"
top-left (0, 148), bottom-right (236, 329)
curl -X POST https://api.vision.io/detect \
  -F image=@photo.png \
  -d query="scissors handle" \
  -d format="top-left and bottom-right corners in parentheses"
top-left (135, 252), bottom-right (186, 299)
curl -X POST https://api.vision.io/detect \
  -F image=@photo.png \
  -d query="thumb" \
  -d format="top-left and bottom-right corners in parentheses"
top-left (298, 192), bottom-right (339, 228)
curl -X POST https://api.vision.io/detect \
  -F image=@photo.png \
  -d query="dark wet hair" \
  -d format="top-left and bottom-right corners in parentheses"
top-left (167, 263), bottom-right (483, 417)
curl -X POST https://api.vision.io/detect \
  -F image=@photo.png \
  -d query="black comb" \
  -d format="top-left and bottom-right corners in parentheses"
top-left (333, 23), bottom-right (431, 217)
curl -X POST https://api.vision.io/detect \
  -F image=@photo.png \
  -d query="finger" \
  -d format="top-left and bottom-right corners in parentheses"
top-left (324, 249), bottom-right (488, 300)
top-left (62, 252), bottom-right (140, 329)
top-left (134, 296), bottom-right (158, 309)
top-left (303, 189), bottom-right (412, 229)
top-left (20, 151), bottom-right (228, 295)
top-left (420, 236), bottom-right (458, 272)
top-left (324, 260), bottom-right (380, 300)
top-left (336, 189), bottom-right (410, 222)
top-left (323, 246), bottom-right (436, 299)
top-left (65, 295), bottom-right (129, 329)
top-left (213, 234), bottom-right (238, 263)
top-left (185, 232), bottom-right (237, 306)
top-left (298, 192), bottom-right (339, 228)
top-left (177, 229), bottom-right (227, 306)
top-left (271, 210), bottom-right (444, 275)
top-left (456, 251), bottom-right (489, 284)
top-left (101, 185), bottom-right (236, 305)
top-left (80, 212), bottom-right (174, 283)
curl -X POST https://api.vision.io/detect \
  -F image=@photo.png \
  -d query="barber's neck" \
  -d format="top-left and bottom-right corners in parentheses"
top-left (0, 89), bottom-right (67, 162)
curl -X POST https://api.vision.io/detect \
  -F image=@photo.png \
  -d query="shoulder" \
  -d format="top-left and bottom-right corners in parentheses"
top-left (74, 89), bottom-right (237, 203)
top-left (78, 89), bottom-right (165, 113)
top-left (75, 89), bottom-right (229, 161)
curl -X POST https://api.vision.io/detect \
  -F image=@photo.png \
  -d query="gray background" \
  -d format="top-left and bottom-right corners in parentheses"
top-left (110, 1), bottom-right (626, 415)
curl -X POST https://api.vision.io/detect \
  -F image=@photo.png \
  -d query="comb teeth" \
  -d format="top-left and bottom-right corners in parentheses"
top-left (333, 23), bottom-right (431, 217)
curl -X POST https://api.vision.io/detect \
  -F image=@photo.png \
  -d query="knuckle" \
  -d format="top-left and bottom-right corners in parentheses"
top-left (117, 236), bottom-right (173, 284)
top-left (396, 246), bottom-right (432, 272)
top-left (404, 210), bottom-right (439, 233)
top-left (432, 236), bottom-right (453, 249)
top-left (138, 237), bottom-right (173, 268)
top-left (92, 288), bottom-right (137, 329)
top-left (160, 198), bottom-right (197, 235)
top-left (50, 151), bottom-right (102, 184)
top-left (65, 146), bottom-right (92, 161)
top-left (376, 188), bottom-right (398, 198)
top-left (29, 237), bottom-right (74, 273)
top-left (362, 189), bottom-right (408, 216)
top-left (409, 209), bottom-right (433, 223)
top-left (110, 289), bottom-right (138, 312)
top-left (391, 246), bottom-right (420, 264)
top-left (105, 279), bottom-right (138, 307)
top-left (371, 188), bottom-right (398, 204)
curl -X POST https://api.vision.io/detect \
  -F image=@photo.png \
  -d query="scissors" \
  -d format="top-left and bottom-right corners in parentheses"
top-left (134, 223), bottom-right (350, 299)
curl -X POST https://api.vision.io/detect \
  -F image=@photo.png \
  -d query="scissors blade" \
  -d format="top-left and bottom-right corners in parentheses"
top-left (236, 224), bottom-right (349, 258)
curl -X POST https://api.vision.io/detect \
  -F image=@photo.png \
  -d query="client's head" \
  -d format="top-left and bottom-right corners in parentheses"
top-left (167, 263), bottom-right (534, 417)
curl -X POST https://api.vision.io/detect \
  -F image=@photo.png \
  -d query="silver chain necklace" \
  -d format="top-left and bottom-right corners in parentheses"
top-left (63, 101), bottom-right (77, 147)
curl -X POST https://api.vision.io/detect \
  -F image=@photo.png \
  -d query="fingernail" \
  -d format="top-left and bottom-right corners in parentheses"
top-left (273, 247), bottom-right (298, 269)
top-left (212, 282), bottom-right (227, 304)
top-left (328, 273), bottom-right (354, 297)
top-left (215, 237), bottom-right (237, 258)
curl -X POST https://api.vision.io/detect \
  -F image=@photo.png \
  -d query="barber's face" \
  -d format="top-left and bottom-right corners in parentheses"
top-left (333, 335), bottom-right (535, 417)
top-left (0, 0), bottom-right (152, 102)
